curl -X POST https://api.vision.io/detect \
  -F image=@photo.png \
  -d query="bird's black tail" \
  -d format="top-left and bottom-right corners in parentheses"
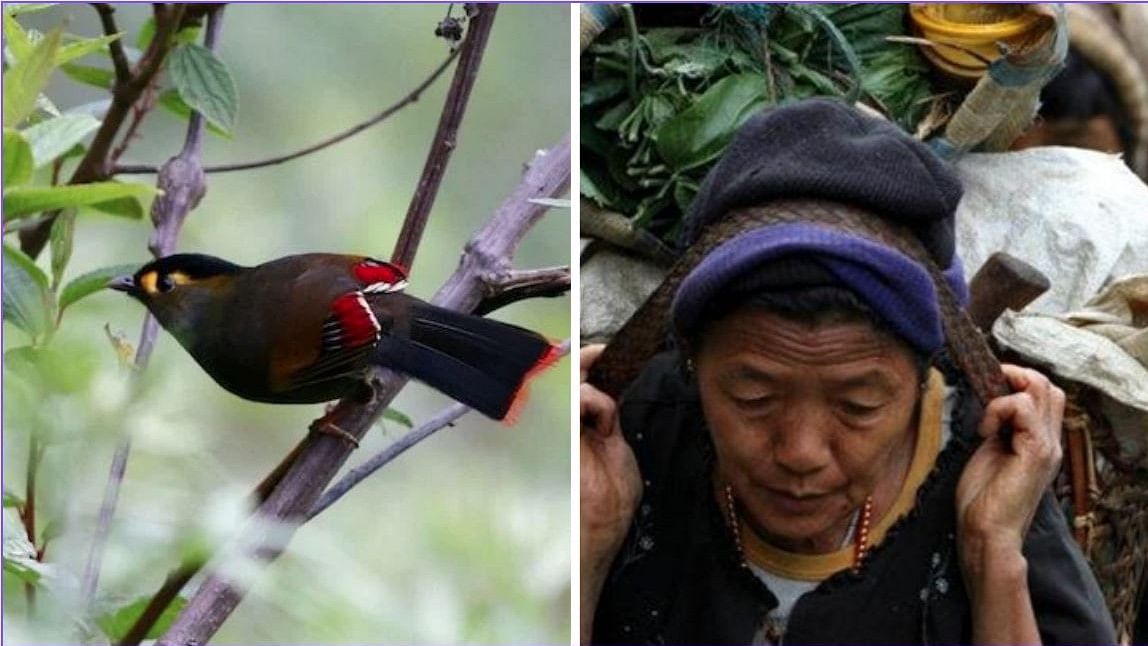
top-left (371, 302), bottom-right (559, 421)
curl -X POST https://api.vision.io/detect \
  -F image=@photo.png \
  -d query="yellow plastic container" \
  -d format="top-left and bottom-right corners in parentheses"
top-left (909, 4), bottom-right (1047, 81)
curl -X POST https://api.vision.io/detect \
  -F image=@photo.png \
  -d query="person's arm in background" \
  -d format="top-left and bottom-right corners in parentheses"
top-left (580, 345), bottom-right (643, 645)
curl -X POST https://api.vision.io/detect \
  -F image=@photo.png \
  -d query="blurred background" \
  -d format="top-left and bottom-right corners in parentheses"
top-left (3, 4), bottom-right (571, 644)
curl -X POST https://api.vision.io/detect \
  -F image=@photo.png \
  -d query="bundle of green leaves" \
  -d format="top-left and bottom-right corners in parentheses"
top-left (581, 3), bottom-right (936, 247)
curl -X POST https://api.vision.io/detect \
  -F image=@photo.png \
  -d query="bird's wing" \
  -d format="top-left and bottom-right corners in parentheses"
top-left (263, 255), bottom-right (408, 397)
top-left (290, 291), bottom-right (382, 387)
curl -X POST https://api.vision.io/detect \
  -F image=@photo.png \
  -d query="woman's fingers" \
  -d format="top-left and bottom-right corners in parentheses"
top-left (581, 382), bottom-right (618, 438)
top-left (580, 344), bottom-right (606, 381)
top-left (979, 365), bottom-right (1065, 474)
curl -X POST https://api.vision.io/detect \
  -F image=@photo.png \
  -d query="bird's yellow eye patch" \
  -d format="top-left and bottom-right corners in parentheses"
top-left (138, 270), bottom-right (194, 295)
top-left (138, 271), bottom-right (158, 294)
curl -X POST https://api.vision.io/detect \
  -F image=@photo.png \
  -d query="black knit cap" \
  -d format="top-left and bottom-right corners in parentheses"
top-left (679, 98), bottom-right (964, 268)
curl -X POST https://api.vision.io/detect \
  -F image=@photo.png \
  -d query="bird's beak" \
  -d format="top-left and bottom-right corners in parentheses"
top-left (107, 275), bottom-right (137, 294)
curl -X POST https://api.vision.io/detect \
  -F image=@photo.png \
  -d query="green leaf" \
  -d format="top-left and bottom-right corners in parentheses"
top-left (33, 91), bottom-right (61, 117)
top-left (3, 129), bottom-right (34, 186)
top-left (3, 491), bottom-right (23, 508)
top-left (4, 4), bottom-right (57, 16)
top-left (48, 212), bottom-right (74, 290)
top-left (55, 32), bottom-right (122, 66)
top-left (653, 73), bottom-right (766, 171)
top-left (59, 263), bottom-right (139, 313)
top-left (21, 113), bottom-right (100, 167)
top-left (3, 182), bottom-right (155, 220)
top-left (527, 197), bottom-right (571, 209)
top-left (168, 42), bottom-right (238, 133)
top-left (3, 27), bottom-right (61, 125)
top-left (60, 62), bottom-right (114, 89)
top-left (176, 25), bottom-right (202, 46)
top-left (381, 408), bottom-right (414, 429)
top-left (157, 89), bottom-right (231, 138)
top-left (81, 195), bottom-right (147, 219)
top-left (3, 558), bottom-right (42, 586)
top-left (3, 13), bottom-right (32, 61)
top-left (97, 595), bottom-right (188, 642)
top-left (135, 16), bottom-right (155, 50)
top-left (2, 244), bottom-right (54, 340)
top-left (39, 518), bottom-right (62, 544)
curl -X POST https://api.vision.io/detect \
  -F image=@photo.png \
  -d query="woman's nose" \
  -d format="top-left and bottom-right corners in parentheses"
top-left (771, 408), bottom-right (833, 477)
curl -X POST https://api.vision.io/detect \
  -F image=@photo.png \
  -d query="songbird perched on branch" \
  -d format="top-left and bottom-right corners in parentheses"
top-left (108, 253), bottom-right (560, 443)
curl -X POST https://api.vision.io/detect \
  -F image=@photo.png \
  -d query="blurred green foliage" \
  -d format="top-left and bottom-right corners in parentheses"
top-left (581, 3), bottom-right (931, 245)
top-left (3, 4), bottom-right (571, 644)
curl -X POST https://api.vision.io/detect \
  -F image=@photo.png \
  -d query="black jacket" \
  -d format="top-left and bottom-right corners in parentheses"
top-left (592, 351), bottom-right (1116, 645)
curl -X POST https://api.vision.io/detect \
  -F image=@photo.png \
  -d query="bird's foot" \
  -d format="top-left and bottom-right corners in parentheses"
top-left (308, 419), bottom-right (360, 449)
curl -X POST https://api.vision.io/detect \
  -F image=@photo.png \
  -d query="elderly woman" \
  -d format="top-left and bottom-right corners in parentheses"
top-left (580, 99), bottom-right (1115, 644)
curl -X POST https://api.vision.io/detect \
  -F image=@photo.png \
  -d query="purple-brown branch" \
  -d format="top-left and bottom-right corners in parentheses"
top-left (91, 3), bottom-right (132, 84)
top-left (391, 4), bottom-right (498, 268)
top-left (81, 4), bottom-right (223, 610)
top-left (475, 265), bottom-right (570, 316)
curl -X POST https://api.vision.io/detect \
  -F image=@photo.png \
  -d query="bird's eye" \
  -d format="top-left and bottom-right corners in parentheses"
top-left (157, 275), bottom-right (175, 293)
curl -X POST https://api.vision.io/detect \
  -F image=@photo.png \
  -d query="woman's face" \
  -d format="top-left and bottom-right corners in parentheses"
top-left (695, 308), bottom-right (922, 554)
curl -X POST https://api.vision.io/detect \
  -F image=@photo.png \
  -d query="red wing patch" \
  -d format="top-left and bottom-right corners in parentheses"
top-left (354, 258), bottom-right (408, 293)
top-left (323, 292), bottom-right (382, 353)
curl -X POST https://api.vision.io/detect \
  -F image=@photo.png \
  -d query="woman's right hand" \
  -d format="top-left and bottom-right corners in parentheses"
top-left (580, 344), bottom-right (642, 643)
top-left (580, 344), bottom-right (642, 575)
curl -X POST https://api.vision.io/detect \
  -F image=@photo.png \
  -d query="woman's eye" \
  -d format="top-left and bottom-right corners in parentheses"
top-left (157, 275), bottom-right (175, 293)
top-left (840, 401), bottom-right (882, 417)
top-left (732, 394), bottom-right (775, 410)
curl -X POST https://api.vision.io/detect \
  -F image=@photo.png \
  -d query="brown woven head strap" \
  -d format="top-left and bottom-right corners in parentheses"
top-left (587, 199), bottom-right (1009, 408)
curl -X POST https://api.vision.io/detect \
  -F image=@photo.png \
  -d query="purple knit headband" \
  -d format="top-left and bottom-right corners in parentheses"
top-left (672, 223), bottom-right (968, 355)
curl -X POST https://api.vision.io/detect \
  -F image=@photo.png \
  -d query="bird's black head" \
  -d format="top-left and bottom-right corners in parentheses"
top-left (109, 253), bottom-right (247, 346)
top-left (108, 253), bottom-right (244, 301)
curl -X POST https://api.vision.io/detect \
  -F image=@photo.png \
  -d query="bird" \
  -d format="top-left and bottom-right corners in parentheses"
top-left (107, 253), bottom-right (560, 444)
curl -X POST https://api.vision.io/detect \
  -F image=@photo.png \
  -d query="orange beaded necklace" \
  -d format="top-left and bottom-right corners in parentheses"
top-left (723, 484), bottom-right (874, 574)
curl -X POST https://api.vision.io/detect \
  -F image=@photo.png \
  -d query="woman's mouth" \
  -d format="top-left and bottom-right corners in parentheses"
top-left (765, 487), bottom-right (832, 515)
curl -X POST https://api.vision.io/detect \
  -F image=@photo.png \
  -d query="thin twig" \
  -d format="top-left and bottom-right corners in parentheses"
top-left (111, 82), bottom-right (159, 163)
top-left (391, 5), bottom-right (498, 268)
top-left (79, 430), bottom-right (132, 605)
top-left (81, 5), bottom-right (222, 610)
top-left (116, 556), bottom-right (202, 646)
top-left (22, 435), bottom-right (40, 609)
top-left (475, 266), bottom-right (570, 316)
top-left (113, 50), bottom-right (460, 175)
top-left (309, 339), bottom-right (570, 519)
top-left (91, 3), bottom-right (131, 84)
top-left (311, 404), bottom-right (470, 519)
top-left (20, 3), bottom-right (186, 259)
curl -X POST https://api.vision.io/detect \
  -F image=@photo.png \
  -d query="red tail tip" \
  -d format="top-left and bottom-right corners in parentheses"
top-left (502, 343), bottom-right (564, 426)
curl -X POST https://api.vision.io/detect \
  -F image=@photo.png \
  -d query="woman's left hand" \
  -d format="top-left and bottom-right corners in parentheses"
top-left (956, 364), bottom-right (1065, 566)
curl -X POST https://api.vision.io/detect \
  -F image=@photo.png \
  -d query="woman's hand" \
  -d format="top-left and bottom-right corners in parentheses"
top-left (957, 364), bottom-right (1065, 556)
top-left (956, 364), bottom-right (1065, 644)
top-left (580, 344), bottom-right (642, 564)
top-left (580, 344), bottom-right (642, 644)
